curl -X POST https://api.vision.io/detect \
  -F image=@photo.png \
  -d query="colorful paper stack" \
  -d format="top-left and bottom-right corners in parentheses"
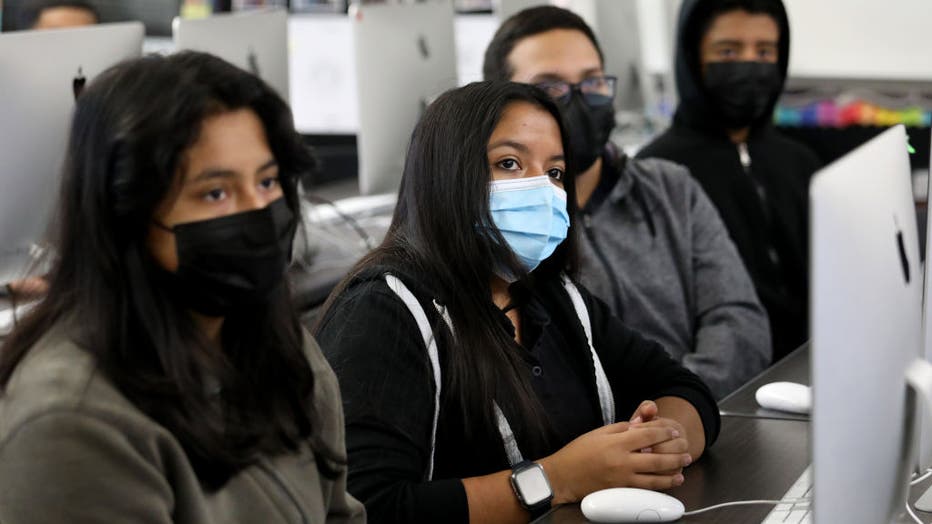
top-left (775, 100), bottom-right (932, 128)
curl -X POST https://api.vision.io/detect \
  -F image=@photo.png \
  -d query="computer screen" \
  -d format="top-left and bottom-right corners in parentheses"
top-left (810, 124), bottom-right (922, 523)
top-left (289, 13), bottom-right (358, 134)
top-left (351, 1), bottom-right (458, 195)
top-left (0, 22), bottom-right (144, 285)
top-left (172, 8), bottom-right (289, 102)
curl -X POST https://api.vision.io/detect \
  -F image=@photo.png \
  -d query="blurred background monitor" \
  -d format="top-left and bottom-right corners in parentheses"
top-left (0, 22), bottom-right (144, 285)
top-left (351, 1), bottom-right (457, 195)
top-left (290, 0), bottom-right (346, 12)
top-left (289, 12), bottom-right (357, 134)
top-left (173, 8), bottom-right (290, 101)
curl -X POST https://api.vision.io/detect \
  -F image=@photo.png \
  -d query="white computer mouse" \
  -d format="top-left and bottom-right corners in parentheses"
top-left (755, 381), bottom-right (811, 414)
top-left (581, 487), bottom-right (685, 523)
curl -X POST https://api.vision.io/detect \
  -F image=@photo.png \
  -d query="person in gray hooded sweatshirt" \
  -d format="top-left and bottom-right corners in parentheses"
top-left (483, 6), bottom-right (770, 398)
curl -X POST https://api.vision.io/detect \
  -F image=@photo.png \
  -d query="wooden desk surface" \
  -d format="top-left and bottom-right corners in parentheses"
top-left (717, 343), bottom-right (810, 422)
top-left (534, 416), bottom-right (810, 523)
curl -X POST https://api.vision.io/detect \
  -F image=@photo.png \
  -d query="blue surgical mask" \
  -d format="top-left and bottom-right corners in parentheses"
top-left (488, 175), bottom-right (570, 272)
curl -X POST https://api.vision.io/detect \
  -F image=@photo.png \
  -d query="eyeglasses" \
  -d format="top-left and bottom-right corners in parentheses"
top-left (533, 75), bottom-right (618, 107)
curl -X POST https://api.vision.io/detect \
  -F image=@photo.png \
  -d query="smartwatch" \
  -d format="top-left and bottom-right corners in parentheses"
top-left (509, 460), bottom-right (553, 516)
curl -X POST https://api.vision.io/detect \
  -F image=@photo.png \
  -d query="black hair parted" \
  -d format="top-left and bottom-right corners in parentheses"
top-left (482, 5), bottom-right (604, 81)
top-left (0, 51), bottom-right (332, 490)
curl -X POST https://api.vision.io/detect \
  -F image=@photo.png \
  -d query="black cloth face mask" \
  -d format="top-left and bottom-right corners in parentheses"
top-left (155, 197), bottom-right (296, 317)
top-left (560, 91), bottom-right (616, 172)
top-left (703, 61), bottom-right (782, 129)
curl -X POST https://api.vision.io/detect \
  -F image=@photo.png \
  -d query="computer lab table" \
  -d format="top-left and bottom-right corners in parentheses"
top-left (533, 415), bottom-right (810, 524)
top-left (533, 341), bottom-right (930, 523)
top-left (718, 343), bottom-right (810, 421)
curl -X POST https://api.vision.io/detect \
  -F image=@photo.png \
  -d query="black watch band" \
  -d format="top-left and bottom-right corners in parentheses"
top-left (509, 460), bottom-right (553, 518)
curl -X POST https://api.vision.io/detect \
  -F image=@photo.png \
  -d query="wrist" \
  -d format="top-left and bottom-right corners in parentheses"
top-left (537, 455), bottom-right (572, 505)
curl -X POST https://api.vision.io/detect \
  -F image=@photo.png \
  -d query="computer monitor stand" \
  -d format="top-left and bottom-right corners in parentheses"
top-left (916, 489), bottom-right (932, 512)
top-left (907, 359), bottom-right (932, 512)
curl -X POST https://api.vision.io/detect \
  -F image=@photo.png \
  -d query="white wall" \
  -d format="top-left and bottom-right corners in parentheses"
top-left (629, 0), bottom-right (932, 82)
top-left (784, 0), bottom-right (932, 81)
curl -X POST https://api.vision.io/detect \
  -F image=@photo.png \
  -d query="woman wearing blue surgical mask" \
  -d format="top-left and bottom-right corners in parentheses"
top-left (315, 81), bottom-right (720, 524)
top-left (0, 52), bottom-right (364, 523)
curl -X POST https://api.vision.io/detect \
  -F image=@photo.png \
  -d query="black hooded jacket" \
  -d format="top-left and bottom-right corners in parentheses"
top-left (637, 0), bottom-right (820, 361)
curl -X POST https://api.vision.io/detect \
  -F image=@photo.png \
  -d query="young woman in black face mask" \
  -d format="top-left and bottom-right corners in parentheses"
top-left (0, 52), bottom-right (364, 523)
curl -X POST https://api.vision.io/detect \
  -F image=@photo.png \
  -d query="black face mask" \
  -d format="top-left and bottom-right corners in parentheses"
top-left (703, 61), bottom-right (782, 129)
top-left (560, 91), bottom-right (616, 172)
top-left (156, 197), bottom-right (296, 317)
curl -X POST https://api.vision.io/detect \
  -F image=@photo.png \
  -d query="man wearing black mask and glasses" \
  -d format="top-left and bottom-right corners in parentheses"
top-left (639, 0), bottom-right (820, 363)
top-left (483, 6), bottom-right (770, 399)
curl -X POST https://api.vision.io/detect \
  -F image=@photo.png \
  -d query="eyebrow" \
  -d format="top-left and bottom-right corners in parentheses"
top-left (189, 158), bottom-right (278, 183)
top-left (488, 140), bottom-right (529, 154)
top-left (529, 67), bottom-right (603, 84)
top-left (712, 39), bottom-right (778, 47)
top-left (256, 158), bottom-right (278, 173)
top-left (488, 140), bottom-right (565, 162)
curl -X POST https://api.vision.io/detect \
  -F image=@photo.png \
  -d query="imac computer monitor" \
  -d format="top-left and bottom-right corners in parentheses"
top-left (913, 132), bottom-right (932, 511)
top-left (351, 1), bottom-right (458, 195)
top-left (0, 22), bottom-right (145, 286)
top-left (172, 8), bottom-right (289, 102)
top-left (810, 124), bottom-right (922, 523)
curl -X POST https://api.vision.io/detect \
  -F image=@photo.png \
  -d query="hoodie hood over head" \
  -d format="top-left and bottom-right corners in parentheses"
top-left (673, 0), bottom-right (791, 135)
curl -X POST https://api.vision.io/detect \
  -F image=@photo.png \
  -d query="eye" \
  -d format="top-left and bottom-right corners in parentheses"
top-left (259, 175), bottom-right (280, 190)
top-left (547, 168), bottom-right (565, 181)
top-left (718, 48), bottom-right (737, 59)
top-left (534, 81), bottom-right (571, 102)
top-left (496, 158), bottom-right (521, 171)
top-left (203, 188), bottom-right (227, 202)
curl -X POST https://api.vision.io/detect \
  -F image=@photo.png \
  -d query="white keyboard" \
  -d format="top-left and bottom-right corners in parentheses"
top-left (762, 465), bottom-right (813, 523)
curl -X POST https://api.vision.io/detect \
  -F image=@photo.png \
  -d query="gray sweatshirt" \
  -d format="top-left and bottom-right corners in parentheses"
top-left (0, 326), bottom-right (365, 524)
top-left (577, 154), bottom-right (770, 398)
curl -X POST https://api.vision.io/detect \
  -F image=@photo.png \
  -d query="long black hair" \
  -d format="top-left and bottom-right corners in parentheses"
top-left (0, 51), bottom-right (333, 489)
top-left (319, 81), bottom-right (579, 452)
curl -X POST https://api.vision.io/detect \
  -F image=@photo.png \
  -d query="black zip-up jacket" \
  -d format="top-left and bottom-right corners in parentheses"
top-left (315, 266), bottom-right (720, 523)
top-left (637, 0), bottom-right (820, 360)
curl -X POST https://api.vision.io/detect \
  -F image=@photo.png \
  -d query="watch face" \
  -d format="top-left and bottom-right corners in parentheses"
top-left (515, 465), bottom-right (552, 505)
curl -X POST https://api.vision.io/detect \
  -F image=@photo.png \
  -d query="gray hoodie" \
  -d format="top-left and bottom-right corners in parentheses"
top-left (577, 152), bottom-right (770, 398)
top-left (0, 326), bottom-right (365, 524)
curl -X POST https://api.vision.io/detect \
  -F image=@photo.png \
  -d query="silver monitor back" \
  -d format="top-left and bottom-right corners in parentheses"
top-left (0, 22), bottom-right (144, 285)
top-left (351, 1), bottom-right (458, 195)
top-left (919, 134), bottom-right (932, 473)
top-left (810, 124), bottom-right (922, 523)
top-left (172, 8), bottom-right (289, 102)
top-left (494, 0), bottom-right (548, 20)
